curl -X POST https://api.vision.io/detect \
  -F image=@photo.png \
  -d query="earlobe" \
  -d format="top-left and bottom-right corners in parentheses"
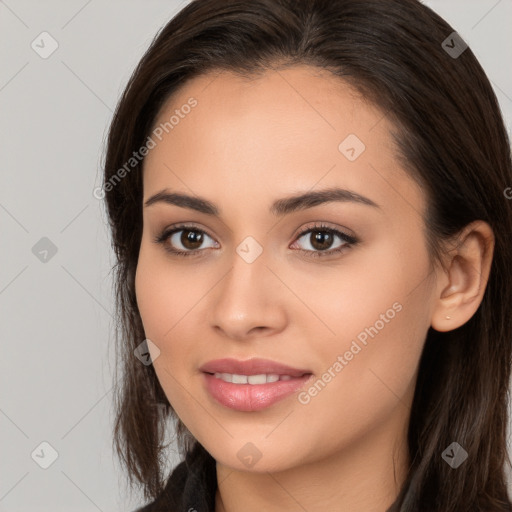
top-left (430, 220), bottom-right (494, 333)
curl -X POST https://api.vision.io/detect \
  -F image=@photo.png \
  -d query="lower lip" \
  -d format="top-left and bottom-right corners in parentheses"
top-left (203, 373), bottom-right (313, 412)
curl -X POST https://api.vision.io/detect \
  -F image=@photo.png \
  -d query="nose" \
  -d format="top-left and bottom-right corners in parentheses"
top-left (208, 245), bottom-right (288, 342)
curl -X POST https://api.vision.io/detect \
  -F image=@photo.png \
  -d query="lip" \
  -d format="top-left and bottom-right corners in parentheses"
top-left (199, 358), bottom-right (311, 377)
top-left (200, 358), bottom-right (313, 412)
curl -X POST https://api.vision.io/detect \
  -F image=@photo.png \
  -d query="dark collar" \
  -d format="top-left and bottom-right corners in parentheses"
top-left (135, 442), bottom-right (217, 512)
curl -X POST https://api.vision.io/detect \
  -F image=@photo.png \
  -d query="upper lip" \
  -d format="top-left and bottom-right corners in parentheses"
top-left (200, 358), bottom-right (312, 377)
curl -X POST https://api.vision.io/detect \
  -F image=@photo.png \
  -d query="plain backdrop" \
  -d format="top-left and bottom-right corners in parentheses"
top-left (1, 1), bottom-right (511, 510)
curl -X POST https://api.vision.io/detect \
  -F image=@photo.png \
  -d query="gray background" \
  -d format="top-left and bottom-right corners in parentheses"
top-left (1, 1), bottom-right (511, 510)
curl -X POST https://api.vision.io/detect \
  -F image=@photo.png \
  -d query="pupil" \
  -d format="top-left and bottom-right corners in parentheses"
top-left (182, 229), bottom-right (203, 249)
top-left (312, 231), bottom-right (332, 250)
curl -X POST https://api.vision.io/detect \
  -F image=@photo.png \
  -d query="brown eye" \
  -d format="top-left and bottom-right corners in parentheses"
top-left (290, 222), bottom-right (359, 259)
top-left (308, 230), bottom-right (335, 251)
top-left (154, 225), bottom-right (218, 257)
top-left (293, 226), bottom-right (356, 255)
top-left (180, 229), bottom-right (204, 250)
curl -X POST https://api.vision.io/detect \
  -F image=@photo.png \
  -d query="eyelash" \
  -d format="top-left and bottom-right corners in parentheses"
top-left (153, 222), bottom-right (358, 259)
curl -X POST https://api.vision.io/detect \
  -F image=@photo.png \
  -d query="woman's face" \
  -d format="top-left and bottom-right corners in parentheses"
top-left (135, 65), bottom-right (439, 473)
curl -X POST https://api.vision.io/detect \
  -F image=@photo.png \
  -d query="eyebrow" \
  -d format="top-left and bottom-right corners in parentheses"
top-left (144, 187), bottom-right (380, 216)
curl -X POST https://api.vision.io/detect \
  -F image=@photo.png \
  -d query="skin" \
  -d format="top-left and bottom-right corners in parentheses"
top-left (135, 65), bottom-right (494, 511)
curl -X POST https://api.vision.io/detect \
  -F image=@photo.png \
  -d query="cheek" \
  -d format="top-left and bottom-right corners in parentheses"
top-left (293, 299), bottom-right (427, 464)
top-left (135, 257), bottom-right (168, 340)
top-left (135, 244), bottom-right (200, 342)
top-left (287, 231), bottom-right (430, 351)
top-left (134, 245), bottom-right (211, 391)
top-left (134, 251), bottom-right (198, 421)
top-left (291, 238), bottom-right (431, 431)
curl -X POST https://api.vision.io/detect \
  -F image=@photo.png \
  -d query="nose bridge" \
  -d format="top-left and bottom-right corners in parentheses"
top-left (220, 236), bottom-right (271, 309)
top-left (209, 236), bottom-right (285, 338)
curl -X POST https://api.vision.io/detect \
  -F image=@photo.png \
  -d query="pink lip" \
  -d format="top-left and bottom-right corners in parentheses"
top-left (200, 358), bottom-right (313, 412)
top-left (199, 357), bottom-right (311, 377)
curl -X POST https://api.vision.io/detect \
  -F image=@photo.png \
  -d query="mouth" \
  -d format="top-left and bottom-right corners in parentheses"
top-left (199, 357), bottom-right (311, 377)
top-left (200, 358), bottom-right (313, 411)
top-left (207, 372), bottom-right (306, 384)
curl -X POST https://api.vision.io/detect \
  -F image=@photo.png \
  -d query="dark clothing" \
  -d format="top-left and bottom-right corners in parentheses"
top-left (135, 443), bottom-right (217, 512)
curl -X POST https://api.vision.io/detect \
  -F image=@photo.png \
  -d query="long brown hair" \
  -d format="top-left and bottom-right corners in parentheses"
top-left (103, 0), bottom-right (512, 509)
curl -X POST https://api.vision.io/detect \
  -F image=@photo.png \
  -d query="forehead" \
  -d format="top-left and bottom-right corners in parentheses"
top-left (152, 65), bottom-right (379, 141)
top-left (142, 65), bottom-right (425, 221)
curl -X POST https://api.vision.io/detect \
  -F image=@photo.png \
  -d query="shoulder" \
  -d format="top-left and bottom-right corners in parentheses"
top-left (133, 442), bottom-right (217, 512)
top-left (131, 458), bottom-right (188, 512)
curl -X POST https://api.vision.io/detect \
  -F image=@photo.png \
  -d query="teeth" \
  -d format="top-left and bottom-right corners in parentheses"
top-left (248, 374), bottom-right (266, 385)
top-left (232, 374), bottom-right (247, 384)
top-left (213, 373), bottom-right (291, 384)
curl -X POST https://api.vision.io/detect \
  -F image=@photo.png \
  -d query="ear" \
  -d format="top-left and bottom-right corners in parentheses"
top-left (430, 220), bottom-right (495, 332)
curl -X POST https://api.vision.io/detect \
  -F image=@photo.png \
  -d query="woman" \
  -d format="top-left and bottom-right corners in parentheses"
top-left (102, 0), bottom-right (512, 510)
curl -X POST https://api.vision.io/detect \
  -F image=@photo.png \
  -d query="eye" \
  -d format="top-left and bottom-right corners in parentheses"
top-left (154, 222), bottom-right (358, 259)
top-left (290, 223), bottom-right (358, 258)
top-left (154, 224), bottom-right (218, 257)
